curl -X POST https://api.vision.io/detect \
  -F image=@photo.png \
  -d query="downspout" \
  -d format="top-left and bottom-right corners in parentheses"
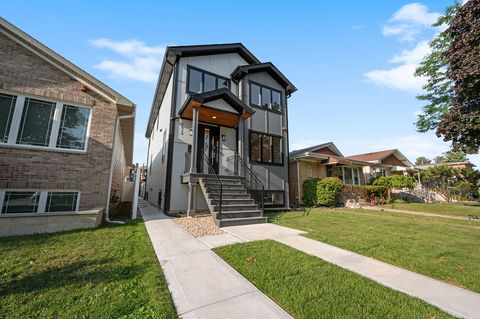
top-left (105, 113), bottom-right (135, 224)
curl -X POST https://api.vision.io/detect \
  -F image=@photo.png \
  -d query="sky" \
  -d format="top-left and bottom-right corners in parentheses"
top-left (3, 0), bottom-right (479, 167)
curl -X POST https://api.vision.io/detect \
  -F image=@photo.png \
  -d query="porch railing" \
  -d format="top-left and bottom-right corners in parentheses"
top-left (226, 153), bottom-right (264, 215)
top-left (202, 152), bottom-right (223, 217)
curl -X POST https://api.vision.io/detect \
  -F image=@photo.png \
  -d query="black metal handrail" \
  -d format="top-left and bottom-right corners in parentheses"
top-left (226, 153), bottom-right (264, 215)
top-left (201, 152), bottom-right (223, 217)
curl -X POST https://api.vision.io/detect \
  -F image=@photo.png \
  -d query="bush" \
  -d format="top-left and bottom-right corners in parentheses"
top-left (361, 185), bottom-right (388, 199)
top-left (316, 177), bottom-right (344, 207)
top-left (302, 178), bottom-right (320, 206)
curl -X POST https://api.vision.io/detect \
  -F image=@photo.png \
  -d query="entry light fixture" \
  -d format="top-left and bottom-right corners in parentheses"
top-left (221, 134), bottom-right (226, 142)
top-left (212, 116), bottom-right (217, 119)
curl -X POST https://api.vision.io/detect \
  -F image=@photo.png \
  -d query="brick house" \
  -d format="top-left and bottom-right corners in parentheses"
top-left (0, 18), bottom-right (135, 236)
top-left (289, 142), bottom-right (370, 205)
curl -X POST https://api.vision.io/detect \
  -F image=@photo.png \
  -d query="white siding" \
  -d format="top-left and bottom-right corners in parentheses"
top-left (111, 121), bottom-right (128, 203)
top-left (146, 72), bottom-right (174, 208)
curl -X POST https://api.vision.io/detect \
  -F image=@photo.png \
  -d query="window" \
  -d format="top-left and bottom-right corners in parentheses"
top-left (326, 165), bottom-right (334, 177)
top-left (344, 167), bottom-right (353, 185)
top-left (0, 93), bottom-right (16, 143)
top-left (46, 192), bottom-right (78, 212)
top-left (353, 168), bottom-right (360, 185)
top-left (0, 92), bottom-right (92, 152)
top-left (307, 164), bottom-right (313, 178)
top-left (0, 190), bottom-right (80, 214)
top-left (187, 66), bottom-right (230, 94)
top-left (249, 131), bottom-right (283, 165)
top-left (56, 105), bottom-right (90, 150)
top-left (249, 82), bottom-right (283, 112)
top-left (17, 98), bottom-right (56, 147)
top-left (2, 191), bottom-right (40, 214)
top-left (250, 132), bottom-right (261, 162)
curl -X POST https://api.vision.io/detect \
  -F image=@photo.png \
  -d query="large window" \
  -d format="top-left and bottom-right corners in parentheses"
top-left (336, 167), bottom-right (361, 185)
top-left (249, 131), bottom-right (283, 165)
top-left (0, 94), bottom-right (16, 143)
top-left (0, 92), bottom-right (91, 152)
top-left (0, 190), bottom-right (80, 214)
top-left (249, 82), bottom-right (283, 112)
top-left (187, 66), bottom-right (230, 94)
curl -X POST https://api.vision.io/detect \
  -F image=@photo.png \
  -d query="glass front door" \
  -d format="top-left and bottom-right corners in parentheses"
top-left (197, 124), bottom-right (220, 174)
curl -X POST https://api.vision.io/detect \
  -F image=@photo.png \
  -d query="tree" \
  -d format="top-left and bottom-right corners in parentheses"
top-left (415, 1), bottom-right (480, 153)
top-left (443, 150), bottom-right (468, 163)
top-left (415, 156), bottom-right (432, 165)
top-left (420, 165), bottom-right (457, 189)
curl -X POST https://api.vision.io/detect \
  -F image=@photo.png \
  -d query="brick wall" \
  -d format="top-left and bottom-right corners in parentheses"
top-left (0, 32), bottom-right (117, 210)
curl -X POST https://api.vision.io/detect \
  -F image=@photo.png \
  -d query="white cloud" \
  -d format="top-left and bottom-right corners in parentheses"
top-left (382, 3), bottom-right (440, 42)
top-left (90, 39), bottom-right (166, 83)
top-left (364, 40), bottom-right (429, 94)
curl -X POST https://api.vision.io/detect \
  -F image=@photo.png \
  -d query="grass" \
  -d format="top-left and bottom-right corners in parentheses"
top-left (0, 222), bottom-right (178, 319)
top-left (215, 240), bottom-right (453, 319)
top-left (269, 208), bottom-right (480, 293)
top-left (381, 201), bottom-right (480, 218)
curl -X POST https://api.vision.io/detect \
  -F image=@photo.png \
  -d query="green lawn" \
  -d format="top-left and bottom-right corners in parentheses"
top-left (0, 222), bottom-right (178, 319)
top-left (270, 208), bottom-right (480, 293)
top-left (382, 201), bottom-right (480, 218)
top-left (215, 240), bottom-right (453, 319)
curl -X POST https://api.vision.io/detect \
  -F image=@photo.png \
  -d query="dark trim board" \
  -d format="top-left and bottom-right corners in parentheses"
top-left (164, 60), bottom-right (179, 213)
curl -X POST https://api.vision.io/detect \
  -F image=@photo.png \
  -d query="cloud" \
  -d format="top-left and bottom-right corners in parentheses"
top-left (90, 39), bottom-right (166, 83)
top-left (364, 40), bottom-right (430, 93)
top-left (382, 3), bottom-right (440, 42)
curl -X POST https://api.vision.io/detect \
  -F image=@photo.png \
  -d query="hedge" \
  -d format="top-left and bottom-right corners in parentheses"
top-left (316, 177), bottom-right (344, 207)
top-left (342, 185), bottom-right (388, 200)
top-left (302, 178), bottom-right (321, 206)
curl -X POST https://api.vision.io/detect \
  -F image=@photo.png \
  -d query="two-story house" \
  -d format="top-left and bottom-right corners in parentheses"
top-left (0, 18), bottom-right (135, 236)
top-left (145, 44), bottom-right (296, 226)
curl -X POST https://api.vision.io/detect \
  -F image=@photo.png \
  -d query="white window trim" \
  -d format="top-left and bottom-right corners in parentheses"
top-left (0, 189), bottom-right (80, 215)
top-left (339, 167), bottom-right (361, 186)
top-left (0, 90), bottom-right (92, 154)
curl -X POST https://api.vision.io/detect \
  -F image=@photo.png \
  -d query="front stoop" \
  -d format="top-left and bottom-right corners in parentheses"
top-left (199, 176), bottom-right (267, 227)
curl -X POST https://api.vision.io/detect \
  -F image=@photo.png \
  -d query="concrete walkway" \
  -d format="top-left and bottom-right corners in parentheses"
top-left (138, 199), bottom-right (292, 319)
top-left (366, 206), bottom-right (479, 221)
top-left (221, 223), bottom-right (480, 319)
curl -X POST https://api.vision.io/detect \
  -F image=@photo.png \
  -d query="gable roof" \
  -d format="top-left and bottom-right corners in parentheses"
top-left (178, 88), bottom-right (255, 116)
top-left (146, 43), bottom-right (262, 137)
top-left (346, 149), bottom-right (414, 167)
top-left (0, 17), bottom-right (134, 109)
top-left (231, 62), bottom-right (297, 95)
top-left (290, 142), bottom-right (344, 158)
top-left (0, 18), bottom-right (135, 165)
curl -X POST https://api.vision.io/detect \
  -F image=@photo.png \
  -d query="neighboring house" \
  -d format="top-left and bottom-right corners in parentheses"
top-left (346, 149), bottom-right (414, 182)
top-left (415, 161), bottom-right (476, 170)
top-left (145, 43), bottom-right (296, 226)
top-left (289, 142), bottom-right (370, 205)
top-left (0, 18), bottom-right (135, 236)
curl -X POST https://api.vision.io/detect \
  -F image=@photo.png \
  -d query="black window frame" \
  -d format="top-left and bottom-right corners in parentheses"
top-left (248, 81), bottom-right (283, 114)
top-left (186, 65), bottom-right (231, 94)
top-left (249, 130), bottom-right (283, 166)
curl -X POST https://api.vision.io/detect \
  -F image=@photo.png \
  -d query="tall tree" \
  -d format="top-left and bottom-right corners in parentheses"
top-left (443, 150), bottom-right (468, 163)
top-left (415, 156), bottom-right (432, 165)
top-left (415, 1), bottom-right (480, 153)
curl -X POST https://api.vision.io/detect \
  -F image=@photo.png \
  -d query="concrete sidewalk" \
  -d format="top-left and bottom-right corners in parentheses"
top-left (138, 199), bottom-right (292, 319)
top-left (222, 223), bottom-right (480, 319)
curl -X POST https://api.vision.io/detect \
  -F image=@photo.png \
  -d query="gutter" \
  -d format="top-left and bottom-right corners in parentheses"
top-left (105, 113), bottom-right (136, 224)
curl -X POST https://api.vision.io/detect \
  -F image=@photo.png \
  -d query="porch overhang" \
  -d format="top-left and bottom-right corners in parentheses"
top-left (179, 88), bottom-right (255, 127)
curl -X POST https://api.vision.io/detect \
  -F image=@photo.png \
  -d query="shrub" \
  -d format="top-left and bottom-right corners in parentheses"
top-left (302, 178), bottom-right (320, 206)
top-left (316, 177), bottom-right (344, 207)
top-left (361, 185), bottom-right (388, 199)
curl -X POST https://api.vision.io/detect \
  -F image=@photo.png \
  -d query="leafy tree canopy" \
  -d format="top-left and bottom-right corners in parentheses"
top-left (415, 1), bottom-right (480, 153)
top-left (415, 156), bottom-right (432, 165)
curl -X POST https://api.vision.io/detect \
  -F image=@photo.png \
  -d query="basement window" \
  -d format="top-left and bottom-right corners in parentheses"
top-left (0, 190), bottom-right (80, 214)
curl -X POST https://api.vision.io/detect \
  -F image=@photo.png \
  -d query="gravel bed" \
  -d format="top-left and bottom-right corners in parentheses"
top-left (175, 215), bottom-right (223, 237)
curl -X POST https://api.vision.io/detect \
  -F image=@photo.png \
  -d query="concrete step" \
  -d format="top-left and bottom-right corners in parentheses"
top-left (214, 210), bottom-right (263, 219)
top-left (213, 204), bottom-right (258, 212)
top-left (216, 216), bottom-right (268, 227)
top-left (206, 184), bottom-right (245, 190)
top-left (202, 179), bottom-right (242, 186)
top-left (209, 193), bottom-right (250, 200)
top-left (210, 198), bottom-right (254, 205)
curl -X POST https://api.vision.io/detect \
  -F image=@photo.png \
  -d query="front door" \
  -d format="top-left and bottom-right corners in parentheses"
top-left (197, 124), bottom-right (220, 174)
